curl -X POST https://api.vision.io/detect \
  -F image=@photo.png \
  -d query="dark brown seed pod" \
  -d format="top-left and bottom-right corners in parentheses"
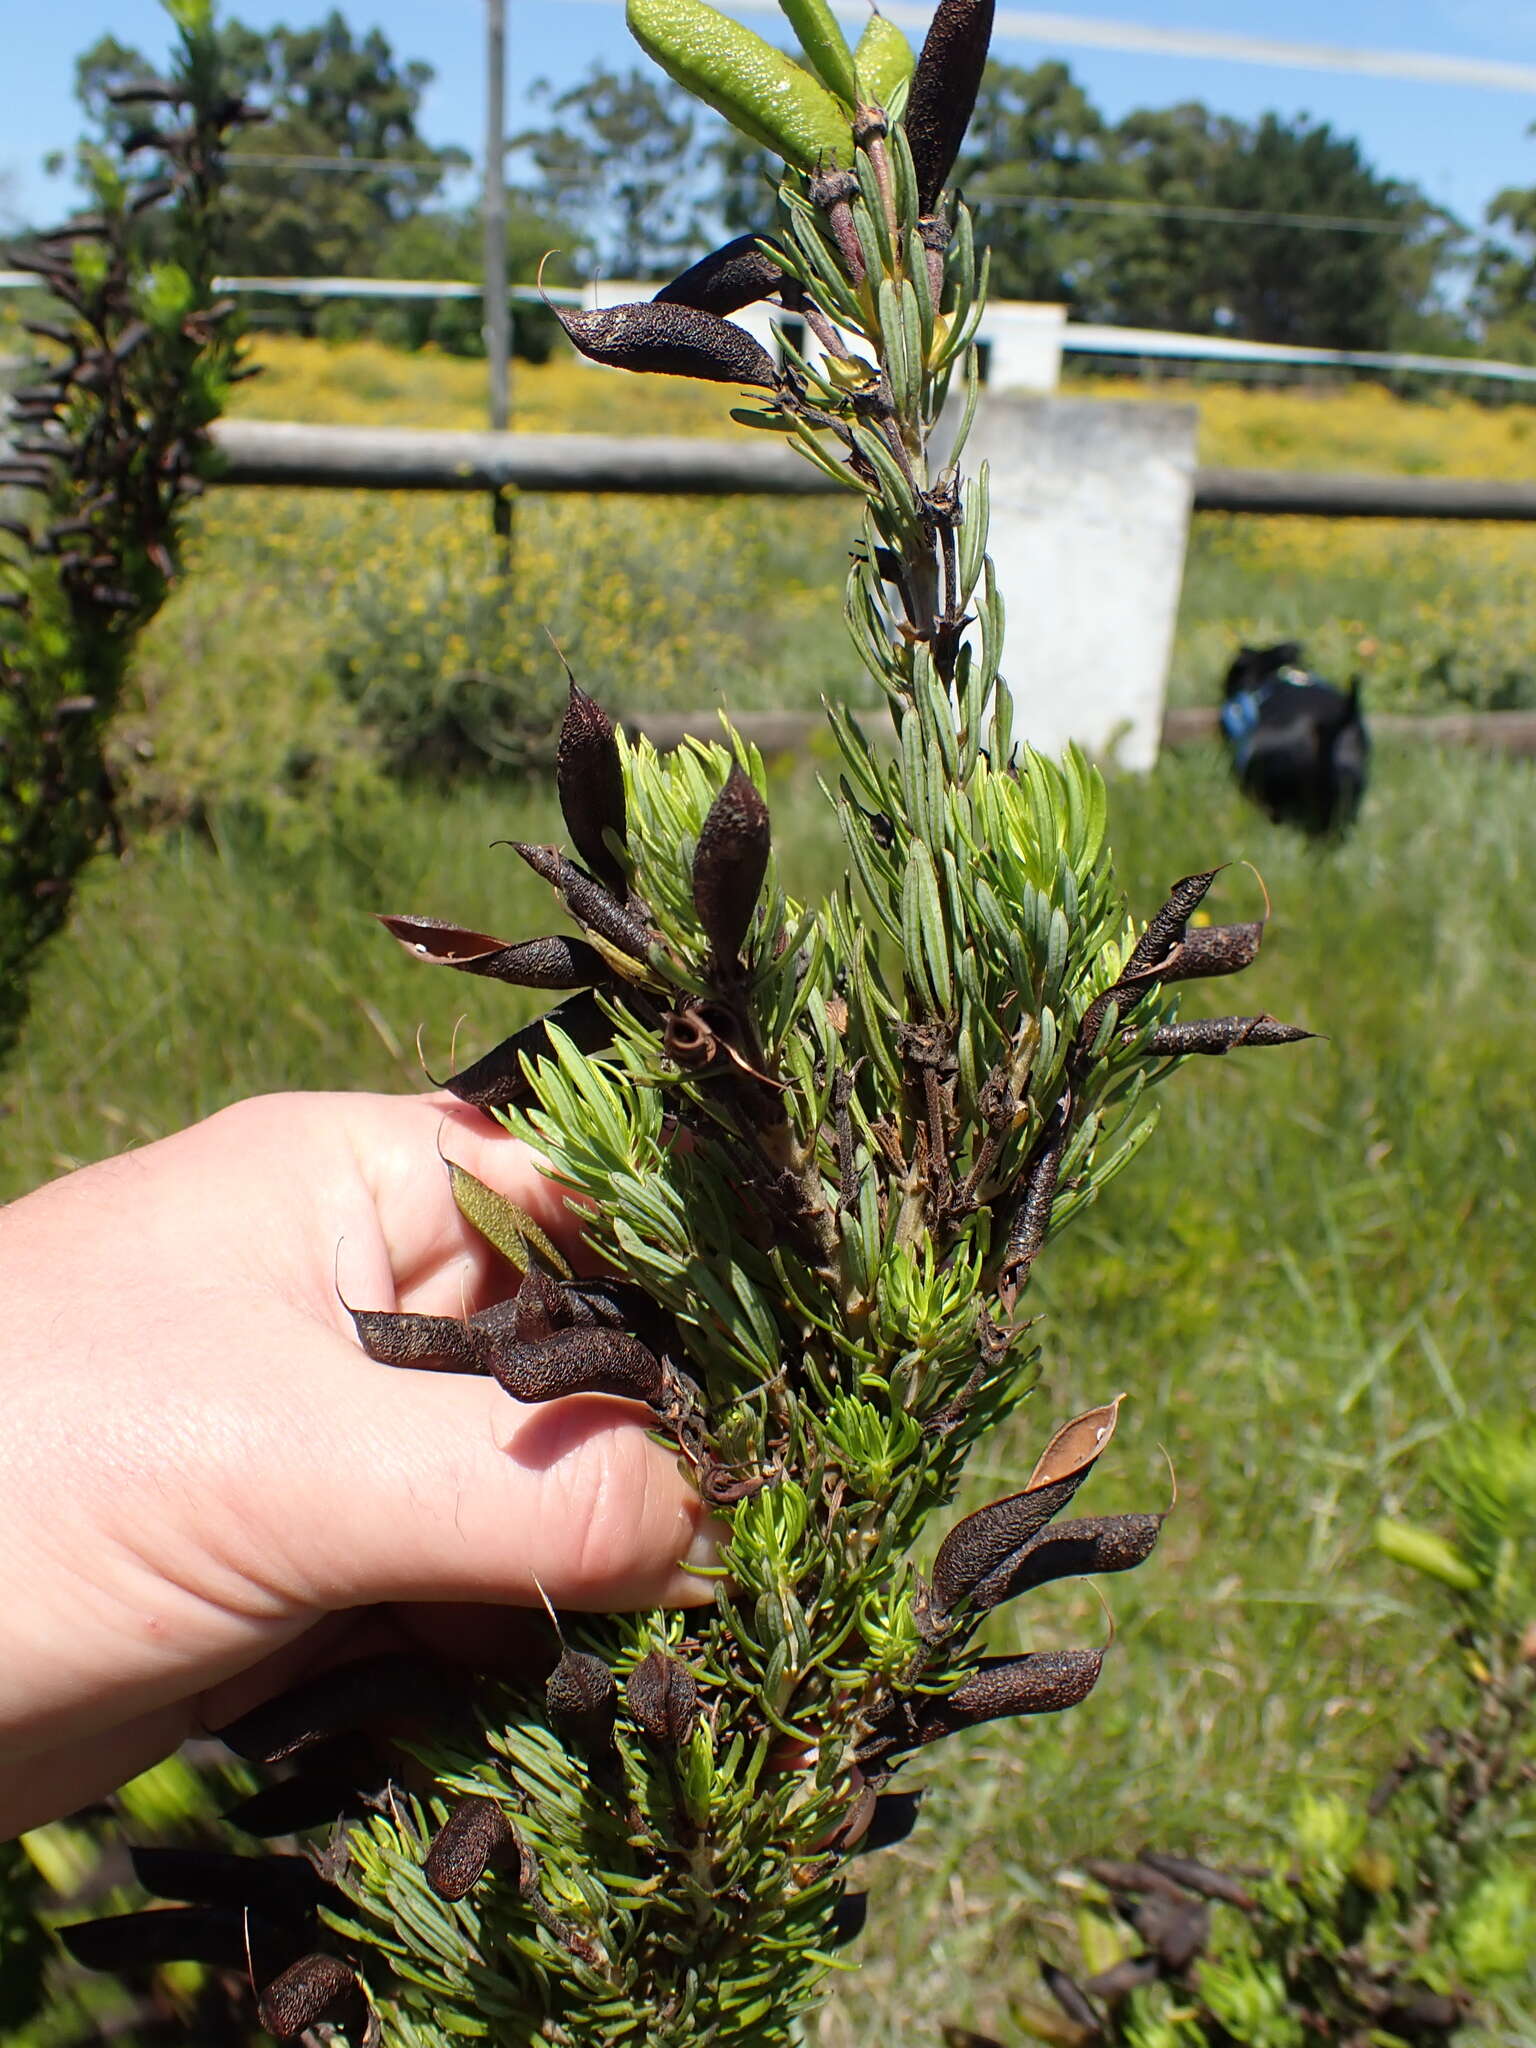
top-left (968, 1512), bottom-right (1164, 1612)
top-left (1122, 869), bottom-right (1221, 978)
top-left (1124, 1893), bottom-right (1208, 1972)
top-left (1040, 1962), bottom-right (1104, 2034)
top-left (440, 991), bottom-right (616, 1111)
top-left (924, 1648), bottom-right (1105, 1736)
top-left (1137, 1851), bottom-right (1257, 1910)
top-left (58, 1908), bottom-right (262, 1973)
top-left (999, 1093), bottom-right (1069, 1302)
top-left (828, 1891), bottom-right (869, 1948)
top-left (859, 1789), bottom-right (923, 1853)
top-left (257, 1954), bottom-right (363, 2041)
top-left (424, 1796), bottom-right (522, 1902)
top-left (692, 763), bottom-right (772, 967)
top-left (214, 1654), bottom-right (472, 1764)
top-left (554, 300), bottom-right (778, 389)
top-left (223, 1736), bottom-right (390, 1837)
top-left (556, 680), bottom-right (628, 895)
top-left (926, 1474), bottom-right (1089, 1622)
top-left (379, 915), bottom-right (608, 991)
top-left (348, 1305), bottom-right (479, 1372)
top-left (1143, 1014), bottom-right (1313, 1057)
top-left (485, 1325), bottom-right (666, 1407)
top-left (547, 1648), bottom-right (620, 1754)
top-left (655, 235), bottom-right (787, 316)
top-left (130, 1848), bottom-right (331, 1920)
top-left (510, 842), bottom-right (654, 960)
top-left (1081, 1858), bottom-right (1185, 1899)
top-left (625, 1650), bottom-right (699, 1747)
top-left (1156, 922), bottom-right (1264, 983)
top-left (1084, 1953), bottom-right (1164, 2003)
top-left (905, 0), bottom-right (996, 210)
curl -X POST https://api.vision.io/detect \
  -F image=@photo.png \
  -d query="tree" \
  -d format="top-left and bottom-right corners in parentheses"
top-left (1475, 152), bottom-right (1536, 361)
top-left (73, 13), bottom-right (467, 280)
top-left (510, 64), bottom-right (706, 279)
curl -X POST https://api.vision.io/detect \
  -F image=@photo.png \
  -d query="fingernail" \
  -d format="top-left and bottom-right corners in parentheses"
top-left (685, 1515), bottom-right (728, 1572)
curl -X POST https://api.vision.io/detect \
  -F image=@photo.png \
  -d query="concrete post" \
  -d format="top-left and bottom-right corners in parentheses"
top-left (965, 393), bottom-right (1199, 772)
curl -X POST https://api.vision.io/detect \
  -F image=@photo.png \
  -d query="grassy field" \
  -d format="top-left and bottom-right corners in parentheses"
top-left (95, 343), bottom-right (1536, 833)
top-left (6, 735), bottom-right (1534, 2043)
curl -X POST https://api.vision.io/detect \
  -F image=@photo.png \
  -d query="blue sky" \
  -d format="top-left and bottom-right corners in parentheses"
top-left (3, 0), bottom-right (1533, 238)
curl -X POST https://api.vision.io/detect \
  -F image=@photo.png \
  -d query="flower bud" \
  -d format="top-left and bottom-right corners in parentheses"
top-left (555, 299), bottom-right (778, 390)
top-left (905, 0), bottom-right (995, 210)
top-left (692, 763), bottom-right (772, 967)
top-left (557, 680), bottom-right (628, 895)
top-left (626, 1650), bottom-right (700, 1746)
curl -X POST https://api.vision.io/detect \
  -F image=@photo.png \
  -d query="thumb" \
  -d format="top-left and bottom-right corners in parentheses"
top-left (269, 1343), bottom-right (718, 1616)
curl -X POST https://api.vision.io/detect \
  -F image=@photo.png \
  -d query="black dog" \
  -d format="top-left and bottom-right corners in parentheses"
top-left (1219, 642), bottom-right (1368, 836)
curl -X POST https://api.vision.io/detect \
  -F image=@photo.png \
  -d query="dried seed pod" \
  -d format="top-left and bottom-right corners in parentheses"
top-left (928, 1476), bottom-right (1092, 1620)
top-left (1157, 922), bottom-right (1264, 983)
top-left (223, 1736), bottom-right (391, 1837)
top-left (828, 1891), bottom-right (869, 1948)
top-left (1122, 869), bottom-right (1221, 978)
top-left (1143, 1014), bottom-right (1312, 1057)
top-left (424, 1795), bottom-right (522, 1901)
top-left (58, 1907), bottom-right (261, 1973)
top-left (1137, 1851), bottom-right (1257, 1910)
top-left (1124, 1893), bottom-right (1208, 1972)
top-left (556, 680), bottom-right (628, 894)
top-left (441, 990), bottom-right (616, 1110)
top-left (926, 1648), bottom-right (1105, 1735)
top-left (905, 0), bottom-right (996, 209)
top-left (999, 1093), bottom-right (1068, 1302)
top-left (968, 1512), bottom-right (1164, 1612)
top-left (130, 1848), bottom-right (331, 1920)
top-left (655, 234), bottom-right (787, 316)
top-left (555, 299), bottom-right (777, 389)
top-left (1040, 1962), bottom-right (1104, 2035)
top-left (626, 1650), bottom-right (699, 1746)
top-left (1084, 1953), bottom-right (1164, 2003)
top-left (348, 1305), bottom-right (478, 1372)
top-left (485, 1324), bottom-right (667, 1407)
top-left (547, 1648), bottom-right (620, 1754)
top-left (1081, 1858), bottom-right (1184, 1899)
top-left (214, 1654), bottom-right (472, 1764)
top-left (859, 1789), bottom-right (923, 1853)
top-left (693, 763), bottom-right (772, 966)
top-left (510, 841), bottom-right (654, 959)
top-left (379, 915), bottom-right (609, 991)
top-left (257, 1953), bottom-right (363, 2040)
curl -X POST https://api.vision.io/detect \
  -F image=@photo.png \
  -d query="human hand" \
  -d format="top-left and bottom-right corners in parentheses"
top-left (0, 1091), bottom-right (715, 1839)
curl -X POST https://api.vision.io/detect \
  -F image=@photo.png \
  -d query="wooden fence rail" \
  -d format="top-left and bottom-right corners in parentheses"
top-left (207, 421), bottom-right (1536, 522)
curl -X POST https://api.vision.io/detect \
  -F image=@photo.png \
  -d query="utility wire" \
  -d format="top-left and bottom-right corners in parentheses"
top-left (971, 193), bottom-right (1429, 235)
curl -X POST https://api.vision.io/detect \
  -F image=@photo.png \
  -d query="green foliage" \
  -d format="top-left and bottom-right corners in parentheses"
top-left (0, 2), bottom-right (247, 1062)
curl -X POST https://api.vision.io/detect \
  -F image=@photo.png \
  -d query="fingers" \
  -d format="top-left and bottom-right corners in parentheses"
top-left (262, 1344), bottom-right (718, 1617)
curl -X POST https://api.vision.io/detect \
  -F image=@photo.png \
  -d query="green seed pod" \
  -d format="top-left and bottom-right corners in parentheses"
top-left (378, 915), bottom-right (609, 992)
top-left (424, 1796), bottom-right (522, 1902)
top-left (905, 0), bottom-right (995, 209)
top-left (1144, 1015), bottom-right (1313, 1057)
top-left (855, 14), bottom-right (916, 109)
top-left (656, 234), bottom-right (787, 316)
top-left (777, 0), bottom-right (859, 106)
top-left (626, 1650), bottom-right (700, 1746)
top-left (257, 1954), bottom-right (363, 2041)
top-left (485, 1325), bottom-right (668, 1408)
top-left (214, 1654), bottom-right (471, 1765)
top-left (555, 299), bottom-right (778, 389)
top-left (547, 1648), bottom-right (620, 1754)
top-left (692, 763), bottom-right (772, 966)
top-left (628, 0), bottom-right (853, 167)
top-left (511, 841), bottom-right (655, 959)
top-left (557, 679), bottom-right (628, 895)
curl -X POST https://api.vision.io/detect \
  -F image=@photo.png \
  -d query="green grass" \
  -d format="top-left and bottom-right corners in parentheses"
top-left (7, 738), bottom-right (1534, 2042)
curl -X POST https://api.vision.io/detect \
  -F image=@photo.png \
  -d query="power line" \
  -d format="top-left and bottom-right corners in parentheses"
top-left (540, 0), bottom-right (1536, 94)
top-left (225, 153), bottom-right (462, 174)
top-left (972, 193), bottom-right (1427, 236)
